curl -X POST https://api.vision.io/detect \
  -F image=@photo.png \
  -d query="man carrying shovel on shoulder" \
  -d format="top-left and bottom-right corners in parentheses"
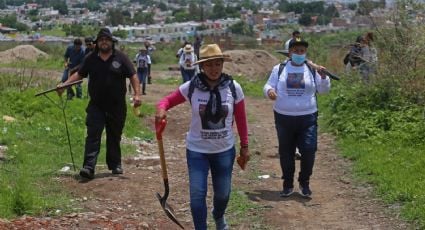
top-left (57, 28), bottom-right (141, 180)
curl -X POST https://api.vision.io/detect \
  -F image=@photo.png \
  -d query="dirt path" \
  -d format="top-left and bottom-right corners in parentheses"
top-left (0, 76), bottom-right (409, 229)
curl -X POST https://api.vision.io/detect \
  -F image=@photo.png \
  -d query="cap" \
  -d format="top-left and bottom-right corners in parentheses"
top-left (288, 38), bottom-right (309, 49)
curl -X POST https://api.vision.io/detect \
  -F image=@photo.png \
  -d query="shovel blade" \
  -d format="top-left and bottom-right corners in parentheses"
top-left (156, 192), bottom-right (185, 229)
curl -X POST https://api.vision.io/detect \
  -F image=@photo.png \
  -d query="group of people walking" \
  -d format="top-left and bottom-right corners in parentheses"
top-left (58, 27), bottom-right (332, 230)
top-left (343, 31), bottom-right (378, 81)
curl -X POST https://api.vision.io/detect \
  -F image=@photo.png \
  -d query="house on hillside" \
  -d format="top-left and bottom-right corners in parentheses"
top-left (0, 24), bottom-right (17, 34)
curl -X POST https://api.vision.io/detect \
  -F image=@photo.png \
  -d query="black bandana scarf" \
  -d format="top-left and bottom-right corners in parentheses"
top-left (192, 73), bottom-right (232, 123)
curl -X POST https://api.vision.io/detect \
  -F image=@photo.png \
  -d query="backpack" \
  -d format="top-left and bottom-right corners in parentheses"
top-left (187, 77), bottom-right (237, 106)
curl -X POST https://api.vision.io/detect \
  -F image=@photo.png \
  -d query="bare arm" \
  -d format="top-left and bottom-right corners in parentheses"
top-left (129, 74), bottom-right (142, 107)
top-left (56, 71), bottom-right (83, 95)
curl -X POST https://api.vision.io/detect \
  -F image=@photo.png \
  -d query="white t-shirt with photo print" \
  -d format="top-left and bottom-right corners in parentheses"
top-left (178, 80), bottom-right (244, 153)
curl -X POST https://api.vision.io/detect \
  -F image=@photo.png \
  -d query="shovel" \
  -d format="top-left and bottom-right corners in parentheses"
top-left (155, 119), bottom-right (185, 229)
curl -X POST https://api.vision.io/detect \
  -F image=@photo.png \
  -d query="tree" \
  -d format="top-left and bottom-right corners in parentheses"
top-left (173, 9), bottom-right (191, 22)
top-left (28, 9), bottom-right (39, 17)
top-left (87, 0), bottom-right (101, 11)
top-left (133, 11), bottom-right (154, 25)
top-left (188, 1), bottom-right (200, 21)
top-left (324, 4), bottom-right (339, 18)
top-left (107, 8), bottom-right (125, 26)
top-left (348, 3), bottom-right (357, 11)
top-left (158, 1), bottom-right (167, 11)
top-left (52, 0), bottom-right (68, 15)
top-left (228, 21), bottom-right (253, 36)
top-left (298, 14), bottom-right (312, 26)
top-left (211, 0), bottom-right (226, 20)
top-left (113, 29), bottom-right (128, 39)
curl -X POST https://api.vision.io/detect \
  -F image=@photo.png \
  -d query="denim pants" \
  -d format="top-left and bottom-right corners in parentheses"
top-left (274, 111), bottom-right (318, 186)
top-left (180, 67), bottom-right (196, 83)
top-left (186, 147), bottom-right (235, 230)
top-left (137, 68), bottom-right (148, 93)
top-left (61, 68), bottom-right (82, 98)
top-left (83, 105), bottom-right (126, 172)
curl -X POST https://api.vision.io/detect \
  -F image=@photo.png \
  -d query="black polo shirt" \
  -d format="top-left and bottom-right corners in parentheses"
top-left (78, 49), bottom-right (135, 110)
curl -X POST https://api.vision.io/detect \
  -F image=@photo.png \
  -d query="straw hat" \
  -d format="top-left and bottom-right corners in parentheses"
top-left (194, 44), bottom-right (232, 64)
top-left (183, 44), bottom-right (194, 53)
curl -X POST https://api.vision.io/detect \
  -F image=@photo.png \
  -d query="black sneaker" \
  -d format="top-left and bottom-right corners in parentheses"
top-left (280, 187), bottom-right (294, 197)
top-left (299, 182), bottom-right (312, 197)
top-left (112, 167), bottom-right (123, 174)
top-left (79, 168), bottom-right (94, 179)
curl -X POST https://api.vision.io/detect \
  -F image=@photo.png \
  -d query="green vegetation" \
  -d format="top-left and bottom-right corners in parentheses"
top-left (0, 74), bottom-right (154, 218)
top-left (1, 1), bottom-right (425, 226)
top-left (315, 3), bottom-right (425, 226)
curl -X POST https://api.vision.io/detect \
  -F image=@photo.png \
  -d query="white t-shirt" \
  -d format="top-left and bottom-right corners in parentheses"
top-left (134, 53), bottom-right (151, 69)
top-left (284, 38), bottom-right (292, 50)
top-left (263, 62), bottom-right (330, 116)
top-left (178, 80), bottom-right (244, 153)
top-left (179, 52), bottom-right (197, 70)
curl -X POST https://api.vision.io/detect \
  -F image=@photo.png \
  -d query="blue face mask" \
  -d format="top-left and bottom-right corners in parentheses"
top-left (291, 53), bottom-right (306, 65)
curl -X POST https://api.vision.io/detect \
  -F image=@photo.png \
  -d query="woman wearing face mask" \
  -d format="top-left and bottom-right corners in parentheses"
top-left (263, 38), bottom-right (331, 198)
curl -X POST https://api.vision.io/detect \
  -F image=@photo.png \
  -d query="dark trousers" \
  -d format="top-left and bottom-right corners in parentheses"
top-left (274, 111), bottom-right (318, 186)
top-left (62, 68), bottom-right (82, 98)
top-left (83, 105), bottom-right (126, 172)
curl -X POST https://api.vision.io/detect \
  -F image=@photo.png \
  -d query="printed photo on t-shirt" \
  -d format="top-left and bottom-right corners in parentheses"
top-left (287, 72), bottom-right (305, 96)
top-left (198, 103), bottom-right (229, 130)
top-left (184, 54), bottom-right (193, 68)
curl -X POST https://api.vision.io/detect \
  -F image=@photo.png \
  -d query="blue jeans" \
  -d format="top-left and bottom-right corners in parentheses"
top-left (137, 68), bottom-right (148, 84)
top-left (186, 147), bottom-right (235, 230)
top-left (274, 111), bottom-right (317, 186)
top-left (137, 68), bottom-right (148, 93)
top-left (180, 67), bottom-right (196, 83)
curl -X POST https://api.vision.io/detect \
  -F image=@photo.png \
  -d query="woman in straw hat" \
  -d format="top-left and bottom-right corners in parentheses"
top-left (156, 44), bottom-right (250, 230)
top-left (178, 44), bottom-right (198, 82)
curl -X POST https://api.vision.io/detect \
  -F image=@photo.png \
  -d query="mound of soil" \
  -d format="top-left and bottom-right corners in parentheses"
top-left (0, 45), bottom-right (49, 64)
top-left (223, 49), bottom-right (280, 80)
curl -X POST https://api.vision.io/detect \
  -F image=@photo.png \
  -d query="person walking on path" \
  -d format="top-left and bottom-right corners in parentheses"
top-left (156, 44), bottom-right (250, 230)
top-left (282, 30), bottom-right (301, 56)
top-left (62, 38), bottom-right (85, 99)
top-left (57, 28), bottom-right (141, 180)
top-left (194, 35), bottom-right (203, 58)
top-left (134, 46), bottom-right (151, 95)
top-left (84, 37), bottom-right (95, 56)
top-left (263, 38), bottom-right (331, 198)
top-left (178, 44), bottom-right (198, 83)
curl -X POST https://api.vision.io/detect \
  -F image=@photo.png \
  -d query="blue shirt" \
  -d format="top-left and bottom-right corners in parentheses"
top-left (64, 45), bottom-right (85, 69)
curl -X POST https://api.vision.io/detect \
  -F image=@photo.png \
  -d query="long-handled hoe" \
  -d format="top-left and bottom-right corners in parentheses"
top-left (35, 80), bottom-right (83, 171)
top-left (155, 119), bottom-right (184, 229)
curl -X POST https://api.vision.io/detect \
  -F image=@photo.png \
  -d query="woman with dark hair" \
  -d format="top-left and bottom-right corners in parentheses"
top-left (156, 44), bottom-right (250, 230)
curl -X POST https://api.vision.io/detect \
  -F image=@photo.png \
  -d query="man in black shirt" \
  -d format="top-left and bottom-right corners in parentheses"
top-left (58, 28), bottom-right (141, 179)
